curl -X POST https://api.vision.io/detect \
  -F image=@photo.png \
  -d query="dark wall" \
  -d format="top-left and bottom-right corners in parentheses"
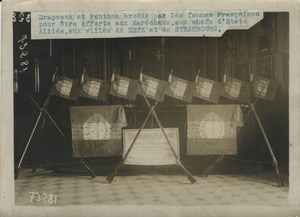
top-left (14, 12), bottom-right (289, 173)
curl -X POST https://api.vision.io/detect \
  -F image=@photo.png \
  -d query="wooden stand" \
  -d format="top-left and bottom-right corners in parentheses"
top-left (17, 88), bottom-right (96, 179)
top-left (202, 102), bottom-right (284, 187)
top-left (106, 85), bottom-right (196, 184)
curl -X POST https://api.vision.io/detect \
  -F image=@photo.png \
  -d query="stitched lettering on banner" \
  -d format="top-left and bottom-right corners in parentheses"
top-left (83, 80), bottom-right (101, 97)
top-left (256, 79), bottom-right (269, 97)
top-left (56, 80), bottom-right (72, 96)
top-left (172, 81), bottom-right (187, 98)
top-left (82, 114), bottom-right (111, 140)
top-left (197, 81), bottom-right (213, 98)
top-left (142, 79), bottom-right (158, 97)
top-left (199, 112), bottom-right (225, 138)
top-left (113, 79), bottom-right (129, 96)
top-left (228, 81), bottom-right (241, 98)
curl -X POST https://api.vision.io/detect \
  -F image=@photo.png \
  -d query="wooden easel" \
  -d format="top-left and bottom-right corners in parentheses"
top-left (106, 72), bottom-right (196, 184)
top-left (202, 79), bottom-right (284, 187)
top-left (17, 70), bottom-right (96, 178)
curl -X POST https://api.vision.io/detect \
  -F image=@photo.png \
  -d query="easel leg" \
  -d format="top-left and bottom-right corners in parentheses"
top-left (106, 106), bottom-right (155, 183)
top-left (250, 103), bottom-right (284, 187)
top-left (18, 112), bottom-right (43, 168)
top-left (79, 159), bottom-right (96, 179)
top-left (203, 155), bottom-right (224, 177)
top-left (18, 89), bottom-right (64, 169)
top-left (151, 110), bottom-right (197, 184)
top-left (45, 111), bottom-right (64, 137)
top-left (25, 89), bottom-right (64, 137)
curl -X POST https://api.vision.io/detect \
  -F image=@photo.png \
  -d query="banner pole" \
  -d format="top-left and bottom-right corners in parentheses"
top-left (150, 108), bottom-right (196, 184)
top-left (250, 103), bottom-right (284, 187)
top-left (106, 105), bottom-right (155, 183)
top-left (17, 112), bottom-right (43, 168)
top-left (141, 88), bottom-right (196, 184)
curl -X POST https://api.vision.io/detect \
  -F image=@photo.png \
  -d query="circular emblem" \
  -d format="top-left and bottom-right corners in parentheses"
top-left (55, 80), bottom-right (72, 96)
top-left (83, 81), bottom-right (101, 97)
top-left (199, 112), bottom-right (225, 138)
top-left (83, 114), bottom-right (111, 140)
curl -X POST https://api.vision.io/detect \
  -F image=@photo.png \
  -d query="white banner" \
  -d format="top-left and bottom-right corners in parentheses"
top-left (123, 128), bottom-right (179, 165)
top-left (31, 10), bottom-right (263, 39)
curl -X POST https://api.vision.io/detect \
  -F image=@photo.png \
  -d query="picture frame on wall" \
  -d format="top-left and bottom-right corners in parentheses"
top-left (256, 56), bottom-right (274, 79)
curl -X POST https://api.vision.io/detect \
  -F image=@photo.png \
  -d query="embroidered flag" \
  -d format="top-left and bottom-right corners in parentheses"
top-left (222, 76), bottom-right (250, 104)
top-left (109, 73), bottom-right (139, 101)
top-left (164, 74), bottom-right (195, 103)
top-left (187, 105), bottom-right (243, 155)
top-left (50, 75), bottom-right (80, 101)
top-left (137, 73), bottom-right (168, 102)
top-left (193, 76), bottom-right (224, 103)
top-left (70, 105), bottom-right (127, 157)
top-left (79, 75), bottom-right (110, 101)
top-left (252, 75), bottom-right (278, 101)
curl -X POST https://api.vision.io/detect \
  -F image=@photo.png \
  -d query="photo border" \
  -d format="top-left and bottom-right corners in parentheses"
top-left (1, 0), bottom-right (300, 216)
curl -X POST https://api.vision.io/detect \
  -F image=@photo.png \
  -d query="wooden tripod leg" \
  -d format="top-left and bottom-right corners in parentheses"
top-left (151, 110), bottom-right (197, 184)
top-left (79, 159), bottom-right (96, 179)
top-left (203, 155), bottom-right (224, 177)
top-left (25, 89), bottom-right (64, 137)
top-left (45, 110), bottom-right (64, 137)
top-left (18, 112), bottom-right (44, 168)
top-left (250, 103), bottom-right (284, 187)
top-left (106, 106), bottom-right (155, 184)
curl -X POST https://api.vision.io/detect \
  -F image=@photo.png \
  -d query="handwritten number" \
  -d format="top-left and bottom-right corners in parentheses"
top-left (42, 193), bottom-right (48, 203)
top-left (13, 13), bottom-right (30, 23)
top-left (18, 13), bottom-right (25, 22)
top-left (18, 35), bottom-right (28, 44)
top-left (19, 43), bottom-right (28, 50)
top-left (35, 192), bottom-right (41, 202)
top-left (48, 194), bottom-right (54, 204)
top-left (13, 12), bottom-right (16, 22)
top-left (20, 51), bottom-right (28, 59)
top-left (29, 192), bottom-right (57, 204)
top-left (26, 14), bottom-right (31, 23)
top-left (21, 67), bottom-right (28, 73)
top-left (21, 61), bottom-right (29, 66)
top-left (29, 192), bottom-right (35, 202)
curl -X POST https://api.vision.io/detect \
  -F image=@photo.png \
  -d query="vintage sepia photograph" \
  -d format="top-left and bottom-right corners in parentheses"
top-left (1, 1), bottom-right (300, 217)
top-left (13, 10), bottom-right (290, 206)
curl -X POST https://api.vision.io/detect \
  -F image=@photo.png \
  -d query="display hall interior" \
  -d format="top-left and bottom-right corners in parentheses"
top-left (13, 12), bottom-right (289, 206)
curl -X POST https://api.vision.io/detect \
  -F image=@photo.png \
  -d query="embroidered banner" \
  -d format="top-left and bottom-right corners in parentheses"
top-left (50, 75), bottom-right (80, 100)
top-left (252, 75), bottom-right (278, 101)
top-left (187, 105), bottom-right (243, 155)
top-left (79, 75), bottom-right (110, 101)
top-left (70, 105), bottom-right (127, 157)
top-left (138, 73), bottom-right (168, 102)
top-left (193, 76), bottom-right (224, 103)
top-left (164, 74), bottom-right (195, 103)
top-left (222, 76), bottom-right (250, 104)
top-left (109, 73), bottom-right (139, 101)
